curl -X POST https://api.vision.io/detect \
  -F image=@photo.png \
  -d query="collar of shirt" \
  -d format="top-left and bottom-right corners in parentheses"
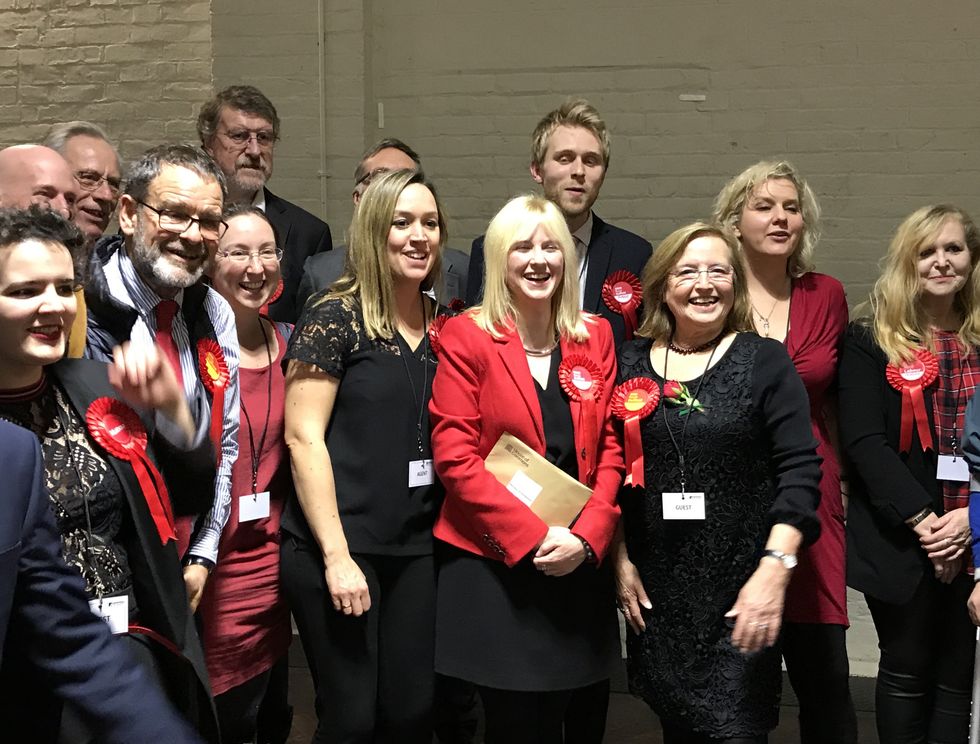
top-left (251, 188), bottom-right (267, 213)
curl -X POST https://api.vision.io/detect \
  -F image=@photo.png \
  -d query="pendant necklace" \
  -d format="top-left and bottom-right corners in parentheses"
top-left (752, 297), bottom-right (780, 338)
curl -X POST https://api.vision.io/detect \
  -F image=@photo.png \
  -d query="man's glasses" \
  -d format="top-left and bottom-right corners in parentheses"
top-left (75, 170), bottom-right (122, 198)
top-left (217, 247), bottom-right (284, 264)
top-left (668, 266), bottom-right (735, 285)
top-left (137, 201), bottom-right (228, 241)
top-left (219, 129), bottom-right (278, 150)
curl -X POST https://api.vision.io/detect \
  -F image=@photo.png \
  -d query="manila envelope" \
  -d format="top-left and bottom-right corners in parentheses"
top-left (484, 432), bottom-right (592, 527)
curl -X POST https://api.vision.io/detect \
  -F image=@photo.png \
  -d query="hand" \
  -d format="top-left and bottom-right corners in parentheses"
top-left (324, 553), bottom-right (371, 616)
top-left (109, 342), bottom-right (187, 416)
top-left (968, 582), bottom-right (980, 625)
top-left (183, 563), bottom-right (209, 613)
top-left (920, 507), bottom-right (971, 561)
top-left (614, 557), bottom-right (652, 635)
top-left (532, 526), bottom-right (586, 577)
top-left (931, 554), bottom-right (962, 585)
top-left (725, 559), bottom-right (790, 654)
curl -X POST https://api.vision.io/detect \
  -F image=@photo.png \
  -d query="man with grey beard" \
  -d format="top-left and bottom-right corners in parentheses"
top-left (82, 144), bottom-right (240, 618)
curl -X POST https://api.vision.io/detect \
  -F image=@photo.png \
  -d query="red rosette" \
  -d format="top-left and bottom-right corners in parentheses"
top-left (448, 297), bottom-right (465, 313)
top-left (559, 355), bottom-right (605, 483)
top-left (428, 315), bottom-right (449, 356)
top-left (885, 348), bottom-right (939, 453)
top-left (197, 338), bottom-right (228, 463)
top-left (260, 277), bottom-right (285, 316)
top-left (86, 398), bottom-right (175, 545)
top-left (611, 378), bottom-right (660, 488)
top-left (601, 270), bottom-right (643, 341)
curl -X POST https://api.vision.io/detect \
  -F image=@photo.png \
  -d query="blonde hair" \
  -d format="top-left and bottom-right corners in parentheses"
top-left (531, 98), bottom-right (610, 170)
top-left (865, 204), bottom-right (980, 364)
top-left (324, 169), bottom-right (445, 339)
top-left (472, 194), bottom-right (588, 341)
top-left (636, 222), bottom-right (754, 342)
top-left (711, 159), bottom-right (820, 278)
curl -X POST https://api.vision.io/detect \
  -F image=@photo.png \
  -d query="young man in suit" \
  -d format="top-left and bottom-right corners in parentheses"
top-left (198, 85), bottom-right (333, 323)
top-left (466, 99), bottom-right (652, 346)
top-left (294, 138), bottom-right (469, 318)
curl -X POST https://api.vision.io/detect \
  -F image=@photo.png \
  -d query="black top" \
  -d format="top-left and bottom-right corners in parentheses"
top-left (535, 349), bottom-right (577, 479)
top-left (282, 293), bottom-right (443, 555)
top-left (617, 333), bottom-right (821, 738)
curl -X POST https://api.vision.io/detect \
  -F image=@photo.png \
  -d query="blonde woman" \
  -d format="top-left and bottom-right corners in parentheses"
top-left (713, 161), bottom-right (856, 743)
top-left (839, 205), bottom-right (980, 743)
top-left (429, 195), bottom-right (622, 743)
top-left (282, 169), bottom-right (447, 742)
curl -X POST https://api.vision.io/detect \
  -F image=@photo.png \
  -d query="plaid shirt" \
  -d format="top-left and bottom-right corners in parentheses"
top-left (932, 331), bottom-right (980, 513)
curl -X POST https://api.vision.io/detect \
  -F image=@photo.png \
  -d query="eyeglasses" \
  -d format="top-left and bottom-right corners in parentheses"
top-left (217, 247), bottom-right (284, 264)
top-left (668, 266), bottom-right (735, 285)
top-left (218, 129), bottom-right (278, 149)
top-left (137, 201), bottom-right (228, 241)
top-left (75, 170), bottom-right (122, 198)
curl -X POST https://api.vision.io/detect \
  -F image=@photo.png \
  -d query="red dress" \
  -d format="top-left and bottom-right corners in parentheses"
top-left (198, 322), bottom-right (292, 694)
top-left (783, 272), bottom-right (849, 625)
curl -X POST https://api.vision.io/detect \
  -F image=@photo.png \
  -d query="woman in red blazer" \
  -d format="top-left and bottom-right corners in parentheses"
top-left (429, 194), bottom-right (623, 744)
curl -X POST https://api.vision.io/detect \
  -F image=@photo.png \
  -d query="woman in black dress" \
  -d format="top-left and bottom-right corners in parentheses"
top-left (613, 222), bottom-right (821, 744)
top-left (282, 169), bottom-right (447, 743)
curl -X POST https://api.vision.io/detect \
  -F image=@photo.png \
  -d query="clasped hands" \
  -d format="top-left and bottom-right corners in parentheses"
top-left (916, 508), bottom-right (970, 584)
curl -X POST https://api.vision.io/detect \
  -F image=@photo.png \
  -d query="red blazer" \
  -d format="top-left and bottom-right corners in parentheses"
top-left (429, 312), bottom-right (624, 567)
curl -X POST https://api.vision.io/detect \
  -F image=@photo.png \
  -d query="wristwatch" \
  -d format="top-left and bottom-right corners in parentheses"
top-left (762, 549), bottom-right (798, 570)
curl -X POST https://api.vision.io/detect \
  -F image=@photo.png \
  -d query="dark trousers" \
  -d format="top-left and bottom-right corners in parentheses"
top-left (214, 656), bottom-right (292, 744)
top-left (660, 722), bottom-right (767, 744)
top-left (865, 573), bottom-right (974, 744)
top-left (477, 679), bottom-right (609, 744)
top-left (782, 622), bottom-right (858, 744)
top-left (281, 535), bottom-right (435, 744)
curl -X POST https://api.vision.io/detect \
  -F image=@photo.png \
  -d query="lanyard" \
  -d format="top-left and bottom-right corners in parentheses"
top-left (399, 294), bottom-right (431, 457)
top-left (660, 340), bottom-right (719, 493)
top-left (239, 318), bottom-right (274, 494)
top-left (937, 349), bottom-right (970, 457)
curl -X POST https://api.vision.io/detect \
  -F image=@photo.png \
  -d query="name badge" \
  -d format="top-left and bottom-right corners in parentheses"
top-left (937, 455), bottom-right (970, 483)
top-left (662, 492), bottom-right (706, 520)
top-left (89, 595), bottom-right (129, 634)
top-left (239, 491), bottom-right (271, 522)
top-left (409, 459), bottom-right (434, 487)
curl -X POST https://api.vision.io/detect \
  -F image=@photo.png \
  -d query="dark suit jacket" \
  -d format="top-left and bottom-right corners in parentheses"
top-left (465, 213), bottom-right (653, 347)
top-left (264, 188), bottom-right (333, 324)
top-left (294, 244), bottom-right (470, 319)
top-left (0, 419), bottom-right (203, 743)
top-left (839, 323), bottom-right (942, 605)
top-left (429, 313), bottom-right (624, 567)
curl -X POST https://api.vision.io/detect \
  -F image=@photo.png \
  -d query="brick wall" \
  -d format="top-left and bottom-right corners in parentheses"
top-left (0, 0), bottom-right (212, 163)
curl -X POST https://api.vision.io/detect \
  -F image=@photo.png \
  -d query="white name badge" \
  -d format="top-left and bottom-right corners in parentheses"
top-left (937, 455), bottom-right (970, 483)
top-left (662, 492), bottom-right (706, 520)
top-left (409, 459), bottom-right (434, 487)
top-left (89, 595), bottom-right (129, 635)
top-left (239, 491), bottom-right (271, 522)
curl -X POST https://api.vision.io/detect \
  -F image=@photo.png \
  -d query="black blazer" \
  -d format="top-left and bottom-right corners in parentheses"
top-left (0, 420), bottom-right (204, 743)
top-left (263, 188), bottom-right (333, 324)
top-left (465, 213), bottom-right (652, 347)
top-left (839, 323), bottom-right (942, 605)
top-left (294, 244), bottom-right (470, 319)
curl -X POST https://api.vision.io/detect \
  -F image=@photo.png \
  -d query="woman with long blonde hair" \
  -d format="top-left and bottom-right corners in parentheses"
top-left (839, 204), bottom-right (980, 743)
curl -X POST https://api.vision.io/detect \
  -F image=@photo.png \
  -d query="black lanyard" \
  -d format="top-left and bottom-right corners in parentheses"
top-left (399, 294), bottom-right (430, 457)
top-left (239, 318), bottom-right (274, 494)
top-left (937, 344), bottom-right (970, 457)
top-left (660, 340), bottom-right (720, 493)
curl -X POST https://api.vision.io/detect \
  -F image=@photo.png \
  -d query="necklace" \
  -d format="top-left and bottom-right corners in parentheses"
top-left (667, 330), bottom-right (725, 356)
top-left (523, 341), bottom-right (558, 357)
top-left (752, 296), bottom-right (781, 338)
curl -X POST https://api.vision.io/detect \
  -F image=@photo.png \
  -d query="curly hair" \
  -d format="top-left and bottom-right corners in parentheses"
top-left (0, 205), bottom-right (86, 286)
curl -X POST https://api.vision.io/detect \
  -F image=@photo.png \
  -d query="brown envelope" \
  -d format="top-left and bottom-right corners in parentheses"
top-left (484, 432), bottom-right (592, 527)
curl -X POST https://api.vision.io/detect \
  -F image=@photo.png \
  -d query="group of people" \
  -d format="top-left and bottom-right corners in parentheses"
top-left (1, 83), bottom-right (979, 744)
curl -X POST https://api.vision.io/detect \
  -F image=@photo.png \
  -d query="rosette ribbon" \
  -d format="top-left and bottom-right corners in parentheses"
top-left (198, 338), bottom-right (229, 463)
top-left (559, 354), bottom-right (605, 484)
top-left (601, 271), bottom-right (643, 341)
top-left (260, 277), bottom-right (284, 317)
top-left (885, 348), bottom-right (939, 453)
top-left (86, 398), bottom-right (175, 545)
top-left (427, 315), bottom-right (449, 357)
top-left (611, 378), bottom-right (661, 488)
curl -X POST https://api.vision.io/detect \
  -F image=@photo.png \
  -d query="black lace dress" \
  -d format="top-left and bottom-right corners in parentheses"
top-left (617, 334), bottom-right (821, 738)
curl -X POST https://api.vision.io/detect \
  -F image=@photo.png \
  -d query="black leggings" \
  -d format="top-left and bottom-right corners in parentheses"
top-left (477, 680), bottom-right (609, 744)
top-left (214, 656), bottom-right (291, 744)
top-left (865, 573), bottom-right (974, 744)
top-left (281, 536), bottom-right (435, 744)
top-left (782, 622), bottom-right (858, 744)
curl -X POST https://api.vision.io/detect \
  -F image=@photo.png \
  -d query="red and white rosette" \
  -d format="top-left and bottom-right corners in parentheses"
top-left (198, 338), bottom-right (229, 462)
top-left (86, 398), bottom-right (175, 545)
top-left (559, 354), bottom-right (605, 483)
top-left (601, 270), bottom-right (643, 341)
top-left (260, 277), bottom-right (285, 317)
top-left (448, 297), bottom-right (465, 313)
top-left (611, 378), bottom-right (660, 488)
top-left (885, 348), bottom-right (939, 453)
top-left (427, 315), bottom-right (449, 356)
